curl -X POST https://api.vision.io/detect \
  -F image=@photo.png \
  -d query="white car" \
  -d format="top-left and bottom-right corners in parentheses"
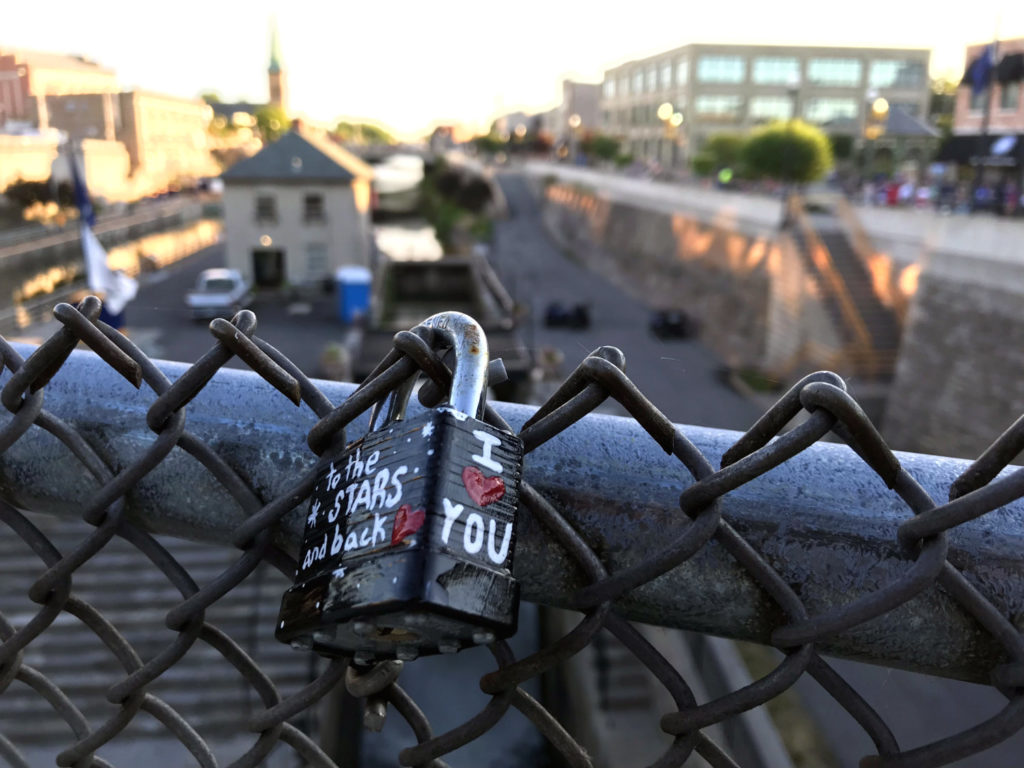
top-left (185, 268), bottom-right (252, 320)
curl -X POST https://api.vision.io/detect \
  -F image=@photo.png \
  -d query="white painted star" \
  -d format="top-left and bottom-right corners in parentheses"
top-left (307, 500), bottom-right (321, 527)
top-left (421, 422), bottom-right (435, 438)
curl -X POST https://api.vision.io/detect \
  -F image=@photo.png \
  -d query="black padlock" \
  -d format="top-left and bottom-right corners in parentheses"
top-left (276, 312), bottom-right (524, 663)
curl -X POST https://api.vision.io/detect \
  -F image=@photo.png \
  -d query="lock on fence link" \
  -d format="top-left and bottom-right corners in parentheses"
top-left (276, 312), bottom-right (525, 664)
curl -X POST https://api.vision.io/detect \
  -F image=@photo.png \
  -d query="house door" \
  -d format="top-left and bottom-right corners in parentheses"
top-left (252, 249), bottom-right (285, 288)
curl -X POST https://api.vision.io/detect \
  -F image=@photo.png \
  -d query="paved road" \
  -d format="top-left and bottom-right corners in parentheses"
top-left (493, 172), bottom-right (762, 432)
top-left (495, 171), bottom-right (1024, 768)
top-left (10, 241), bottom-right (353, 377)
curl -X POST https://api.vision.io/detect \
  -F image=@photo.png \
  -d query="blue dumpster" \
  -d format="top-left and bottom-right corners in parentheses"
top-left (335, 266), bottom-right (372, 324)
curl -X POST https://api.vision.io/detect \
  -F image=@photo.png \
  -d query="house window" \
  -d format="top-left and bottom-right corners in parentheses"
top-left (676, 58), bottom-right (689, 85)
top-left (632, 70), bottom-right (644, 94)
top-left (696, 55), bottom-right (745, 84)
top-left (807, 58), bottom-right (862, 87)
top-left (970, 88), bottom-right (988, 112)
top-left (869, 60), bottom-right (925, 89)
top-left (660, 61), bottom-right (673, 89)
top-left (695, 94), bottom-right (744, 119)
top-left (255, 195), bottom-right (277, 224)
top-left (749, 96), bottom-right (794, 122)
top-left (1000, 84), bottom-right (1020, 111)
top-left (618, 75), bottom-right (628, 96)
top-left (603, 79), bottom-right (616, 99)
top-left (804, 97), bottom-right (858, 123)
top-left (304, 193), bottom-right (325, 222)
top-left (306, 243), bottom-right (328, 280)
top-left (752, 57), bottom-right (800, 85)
top-left (645, 66), bottom-right (658, 92)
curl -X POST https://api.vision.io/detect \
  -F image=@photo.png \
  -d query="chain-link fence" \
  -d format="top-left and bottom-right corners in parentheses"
top-left (2, 296), bottom-right (1024, 768)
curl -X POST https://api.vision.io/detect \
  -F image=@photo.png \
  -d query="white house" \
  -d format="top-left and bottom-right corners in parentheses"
top-left (221, 125), bottom-right (374, 289)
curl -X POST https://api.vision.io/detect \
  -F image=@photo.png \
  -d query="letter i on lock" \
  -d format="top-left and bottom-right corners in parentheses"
top-left (276, 312), bottom-right (524, 664)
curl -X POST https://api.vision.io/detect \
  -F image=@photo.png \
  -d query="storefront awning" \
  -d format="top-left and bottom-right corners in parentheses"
top-left (937, 134), bottom-right (1024, 167)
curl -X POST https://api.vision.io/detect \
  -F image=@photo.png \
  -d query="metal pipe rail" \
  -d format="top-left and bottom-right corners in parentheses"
top-left (2, 342), bottom-right (1021, 686)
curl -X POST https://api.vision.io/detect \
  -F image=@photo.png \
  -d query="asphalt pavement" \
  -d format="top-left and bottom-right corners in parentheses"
top-left (493, 170), bottom-right (1024, 768)
top-left (492, 172), bottom-right (762, 431)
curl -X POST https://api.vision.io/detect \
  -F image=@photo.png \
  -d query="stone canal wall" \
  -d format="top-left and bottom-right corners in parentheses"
top-left (539, 182), bottom-right (844, 380)
top-left (535, 172), bottom-right (1024, 459)
top-left (883, 252), bottom-right (1024, 457)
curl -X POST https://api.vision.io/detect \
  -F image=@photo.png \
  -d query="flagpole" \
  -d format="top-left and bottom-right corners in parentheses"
top-left (975, 17), bottom-right (1000, 201)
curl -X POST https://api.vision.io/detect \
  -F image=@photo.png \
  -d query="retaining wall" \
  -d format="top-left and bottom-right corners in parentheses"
top-left (541, 182), bottom-right (844, 379)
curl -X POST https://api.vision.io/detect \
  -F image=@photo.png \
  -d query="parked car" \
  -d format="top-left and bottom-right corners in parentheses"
top-left (185, 268), bottom-right (252, 320)
top-left (544, 302), bottom-right (591, 329)
top-left (649, 309), bottom-right (697, 340)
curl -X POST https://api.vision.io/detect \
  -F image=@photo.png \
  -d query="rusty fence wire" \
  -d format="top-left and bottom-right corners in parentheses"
top-left (2, 297), bottom-right (1024, 768)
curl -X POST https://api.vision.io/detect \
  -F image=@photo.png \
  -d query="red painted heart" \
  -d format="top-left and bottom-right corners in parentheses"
top-left (462, 466), bottom-right (506, 506)
top-left (391, 504), bottom-right (425, 545)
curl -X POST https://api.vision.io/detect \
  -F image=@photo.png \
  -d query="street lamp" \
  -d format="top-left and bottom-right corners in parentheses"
top-left (567, 113), bottom-right (582, 163)
top-left (864, 89), bottom-right (890, 181)
top-left (781, 74), bottom-right (800, 227)
top-left (657, 103), bottom-right (684, 168)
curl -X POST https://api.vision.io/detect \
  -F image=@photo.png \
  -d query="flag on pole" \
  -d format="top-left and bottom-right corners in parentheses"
top-left (967, 44), bottom-right (997, 96)
top-left (67, 144), bottom-right (137, 317)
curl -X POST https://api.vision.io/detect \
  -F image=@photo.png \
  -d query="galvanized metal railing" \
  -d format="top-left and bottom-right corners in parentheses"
top-left (2, 298), bottom-right (1024, 768)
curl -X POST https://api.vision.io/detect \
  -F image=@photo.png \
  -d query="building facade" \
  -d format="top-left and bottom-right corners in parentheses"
top-left (939, 38), bottom-right (1024, 174)
top-left (221, 127), bottom-right (374, 288)
top-left (0, 49), bottom-right (119, 128)
top-left (600, 43), bottom-right (931, 166)
top-left (43, 90), bottom-right (218, 188)
top-left (554, 80), bottom-right (601, 144)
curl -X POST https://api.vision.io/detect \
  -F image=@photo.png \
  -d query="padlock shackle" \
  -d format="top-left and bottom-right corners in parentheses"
top-left (421, 311), bottom-right (489, 417)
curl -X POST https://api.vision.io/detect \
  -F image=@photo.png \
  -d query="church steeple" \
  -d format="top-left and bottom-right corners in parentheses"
top-left (268, 18), bottom-right (288, 113)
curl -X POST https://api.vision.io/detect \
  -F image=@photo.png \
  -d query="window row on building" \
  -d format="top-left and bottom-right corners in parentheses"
top-left (605, 59), bottom-right (689, 99)
top-left (602, 93), bottom-right (925, 129)
top-left (255, 193), bottom-right (326, 224)
top-left (605, 54), bottom-right (925, 97)
top-left (600, 96), bottom-right (853, 125)
top-left (968, 82), bottom-right (1023, 112)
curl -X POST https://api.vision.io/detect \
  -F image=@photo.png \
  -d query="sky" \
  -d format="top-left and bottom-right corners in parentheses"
top-left (6, 0), bottom-right (1024, 139)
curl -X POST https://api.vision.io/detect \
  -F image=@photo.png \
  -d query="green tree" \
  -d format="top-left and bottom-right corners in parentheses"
top-left (255, 105), bottom-right (291, 143)
top-left (471, 133), bottom-right (506, 154)
top-left (334, 121), bottom-right (396, 145)
top-left (741, 120), bottom-right (833, 183)
top-left (929, 77), bottom-right (958, 145)
top-left (200, 91), bottom-right (221, 103)
top-left (691, 152), bottom-right (716, 177)
top-left (829, 134), bottom-right (855, 161)
top-left (704, 133), bottom-right (746, 168)
top-left (581, 133), bottom-right (621, 162)
top-left (929, 77), bottom-right (958, 122)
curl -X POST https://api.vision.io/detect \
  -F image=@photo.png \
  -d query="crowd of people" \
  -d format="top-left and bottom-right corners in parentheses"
top-left (851, 176), bottom-right (1023, 216)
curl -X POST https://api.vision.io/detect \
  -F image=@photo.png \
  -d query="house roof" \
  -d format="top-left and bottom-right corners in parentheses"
top-left (824, 106), bottom-right (940, 138)
top-left (221, 127), bottom-right (374, 184)
top-left (2, 48), bottom-right (116, 76)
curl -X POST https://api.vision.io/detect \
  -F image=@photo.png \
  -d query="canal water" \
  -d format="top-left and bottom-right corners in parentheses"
top-left (1, 218), bottom-right (222, 334)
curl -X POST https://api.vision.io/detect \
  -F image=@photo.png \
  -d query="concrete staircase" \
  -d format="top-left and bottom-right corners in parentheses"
top-left (0, 512), bottom-right (317, 747)
top-left (791, 210), bottom-right (903, 379)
